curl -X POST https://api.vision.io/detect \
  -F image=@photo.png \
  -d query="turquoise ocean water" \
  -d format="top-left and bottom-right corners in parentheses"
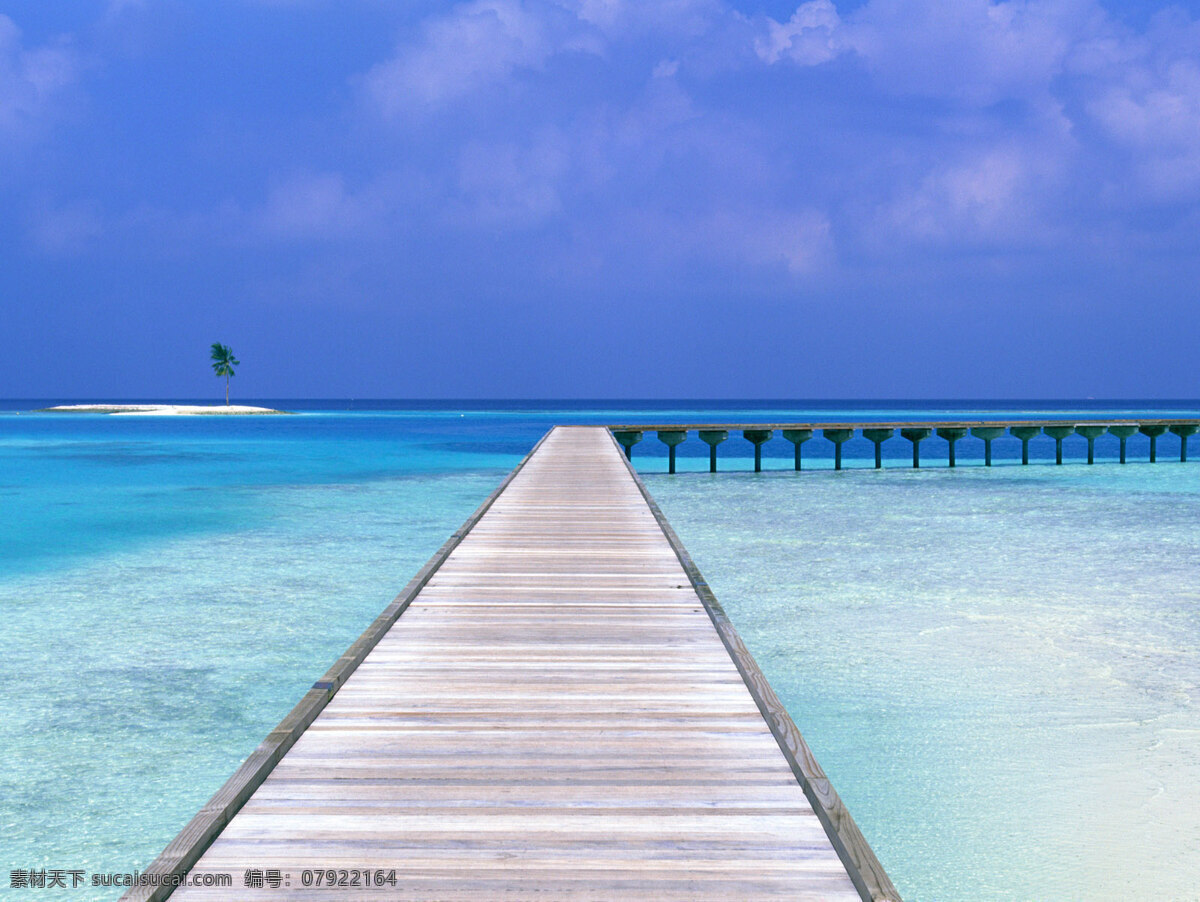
top-left (2, 400), bottom-right (1198, 900)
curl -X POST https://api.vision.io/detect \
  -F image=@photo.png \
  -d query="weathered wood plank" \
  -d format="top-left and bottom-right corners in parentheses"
top-left (613, 430), bottom-right (902, 901)
top-left (132, 426), bottom-right (892, 902)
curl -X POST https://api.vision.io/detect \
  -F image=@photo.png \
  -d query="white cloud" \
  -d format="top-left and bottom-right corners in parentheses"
top-left (254, 171), bottom-right (384, 239)
top-left (758, 0), bottom-right (1093, 105)
top-left (717, 207), bottom-right (833, 274)
top-left (882, 147), bottom-right (1033, 245)
top-left (25, 0), bottom-right (1200, 285)
top-left (364, 0), bottom-right (578, 116)
top-left (1082, 12), bottom-right (1200, 198)
top-left (755, 0), bottom-right (842, 66)
top-left (751, 0), bottom-right (1200, 249)
top-left (42, 170), bottom-right (413, 255)
top-left (845, 0), bottom-right (1081, 105)
top-left (361, 0), bottom-right (724, 117)
top-left (611, 205), bottom-right (834, 277)
top-left (565, 0), bottom-right (721, 39)
top-left (572, 0), bottom-right (624, 31)
top-left (0, 14), bottom-right (78, 139)
top-left (453, 130), bottom-right (571, 226)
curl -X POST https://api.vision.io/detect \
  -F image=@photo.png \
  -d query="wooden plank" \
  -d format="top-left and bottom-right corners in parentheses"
top-left (118, 432), bottom-right (555, 902)
top-left (132, 426), bottom-right (894, 902)
top-left (613, 429), bottom-right (903, 901)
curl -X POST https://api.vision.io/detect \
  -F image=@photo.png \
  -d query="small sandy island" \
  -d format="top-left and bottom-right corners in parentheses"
top-left (41, 404), bottom-right (290, 415)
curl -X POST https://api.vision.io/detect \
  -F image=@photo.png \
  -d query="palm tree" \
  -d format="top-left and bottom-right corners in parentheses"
top-left (210, 343), bottom-right (239, 405)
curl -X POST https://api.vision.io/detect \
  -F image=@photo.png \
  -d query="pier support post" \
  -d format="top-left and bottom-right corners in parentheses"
top-left (936, 427), bottom-right (968, 468)
top-left (969, 426), bottom-right (1006, 466)
top-left (656, 430), bottom-right (688, 474)
top-left (862, 428), bottom-right (894, 469)
top-left (1107, 424), bottom-right (1138, 464)
top-left (742, 429), bottom-right (773, 473)
top-left (1009, 426), bottom-right (1041, 465)
top-left (698, 430), bottom-right (729, 473)
top-left (822, 428), bottom-right (855, 471)
top-left (901, 427), bottom-right (932, 468)
top-left (612, 430), bottom-right (643, 460)
top-left (1042, 425), bottom-right (1076, 466)
top-left (1170, 423), bottom-right (1199, 462)
top-left (1139, 424), bottom-right (1168, 462)
top-left (1075, 425), bottom-right (1108, 465)
top-left (781, 429), bottom-right (813, 471)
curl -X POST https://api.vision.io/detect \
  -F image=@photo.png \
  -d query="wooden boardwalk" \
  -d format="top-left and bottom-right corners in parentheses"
top-left (150, 427), bottom-right (894, 901)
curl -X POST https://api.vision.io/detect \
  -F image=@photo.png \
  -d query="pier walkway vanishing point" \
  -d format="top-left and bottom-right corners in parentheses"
top-left (133, 426), bottom-right (898, 902)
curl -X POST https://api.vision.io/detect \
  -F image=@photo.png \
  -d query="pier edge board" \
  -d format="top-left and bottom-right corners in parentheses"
top-left (120, 431), bottom-right (555, 902)
top-left (609, 429), bottom-right (902, 902)
top-left (603, 417), bottom-right (1199, 432)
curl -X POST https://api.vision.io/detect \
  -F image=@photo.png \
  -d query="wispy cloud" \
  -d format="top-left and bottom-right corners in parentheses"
top-left (14, 0), bottom-right (1200, 289)
top-left (751, 0), bottom-right (1200, 253)
top-left (27, 200), bottom-right (102, 254)
top-left (361, 0), bottom-right (723, 117)
top-left (452, 129), bottom-right (571, 227)
top-left (0, 15), bottom-right (78, 140)
top-left (255, 172), bottom-right (376, 239)
top-left (363, 0), bottom-right (590, 116)
top-left (1080, 9), bottom-right (1200, 199)
top-left (9, 0), bottom-right (1200, 395)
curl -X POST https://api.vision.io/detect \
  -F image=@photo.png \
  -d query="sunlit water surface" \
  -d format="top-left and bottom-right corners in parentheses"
top-left (2, 401), bottom-right (1198, 900)
top-left (648, 464), bottom-right (1200, 902)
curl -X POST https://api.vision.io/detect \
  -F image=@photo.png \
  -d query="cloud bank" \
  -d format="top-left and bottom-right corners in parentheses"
top-left (5, 0), bottom-right (1200, 396)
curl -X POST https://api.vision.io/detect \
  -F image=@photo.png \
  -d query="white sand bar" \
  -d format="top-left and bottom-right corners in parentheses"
top-left (43, 404), bottom-right (288, 415)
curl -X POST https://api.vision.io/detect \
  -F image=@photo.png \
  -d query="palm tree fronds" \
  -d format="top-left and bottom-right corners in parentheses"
top-left (210, 342), bottom-right (238, 404)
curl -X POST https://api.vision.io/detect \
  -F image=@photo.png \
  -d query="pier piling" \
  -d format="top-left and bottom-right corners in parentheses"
top-left (1075, 425), bottom-right (1108, 465)
top-left (901, 427), bottom-right (932, 468)
top-left (822, 428), bottom-right (855, 470)
top-left (1042, 425), bottom-right (1076, 466)
top-left (1107, 424), bottom-right (1138, 463)
top-left (1139, 424), bottom-right (1168, 462)
top-left (862, 428), bottom-right (894, 469)
top-left (1170, 423), bottom-right (1199, 462)
top-left (608, 418), bottom-right (1196, 475)
top-left (698, 429), bottom-right (728, 472)
top-left (656, 430), bottom-right (687, 474)
top-left (1009, 426), bottom-right (1041, 465)
top-left (612, 430), bottom-right (642, 460)
top-left (742, 429), bottom-right (773, 473)
top-left (781, 429), bottom-right (813, 471)
top-left (936, 427), bottom-right (968, 468)
top-left (969, 426), bottom-right (1006, 466)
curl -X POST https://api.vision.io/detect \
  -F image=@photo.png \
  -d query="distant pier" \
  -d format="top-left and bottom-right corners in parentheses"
top-left (611, 419), bottom-right (1200, 472)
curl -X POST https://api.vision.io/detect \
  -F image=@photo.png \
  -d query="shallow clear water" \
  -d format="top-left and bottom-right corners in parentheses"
top-left (1, 472), bottom-right (504, 888)
top-left (2, 401), bottom-right (1198, 900)
top-left (648, 463), bottom-right (1200, 902)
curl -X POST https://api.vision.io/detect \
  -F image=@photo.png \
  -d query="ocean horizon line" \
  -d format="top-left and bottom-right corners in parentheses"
top-left (6, 397), bottom-right (1200, 406)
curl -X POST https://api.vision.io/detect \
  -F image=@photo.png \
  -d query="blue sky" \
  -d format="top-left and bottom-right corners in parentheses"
top-left (3, 0), bottom-right (1200, 399)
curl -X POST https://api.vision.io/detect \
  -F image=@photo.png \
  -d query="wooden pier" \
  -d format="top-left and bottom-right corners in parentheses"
top-left (608, 418), bottom-right (1200, 471)
top-left (132, 426), bottom-right (896, 901)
